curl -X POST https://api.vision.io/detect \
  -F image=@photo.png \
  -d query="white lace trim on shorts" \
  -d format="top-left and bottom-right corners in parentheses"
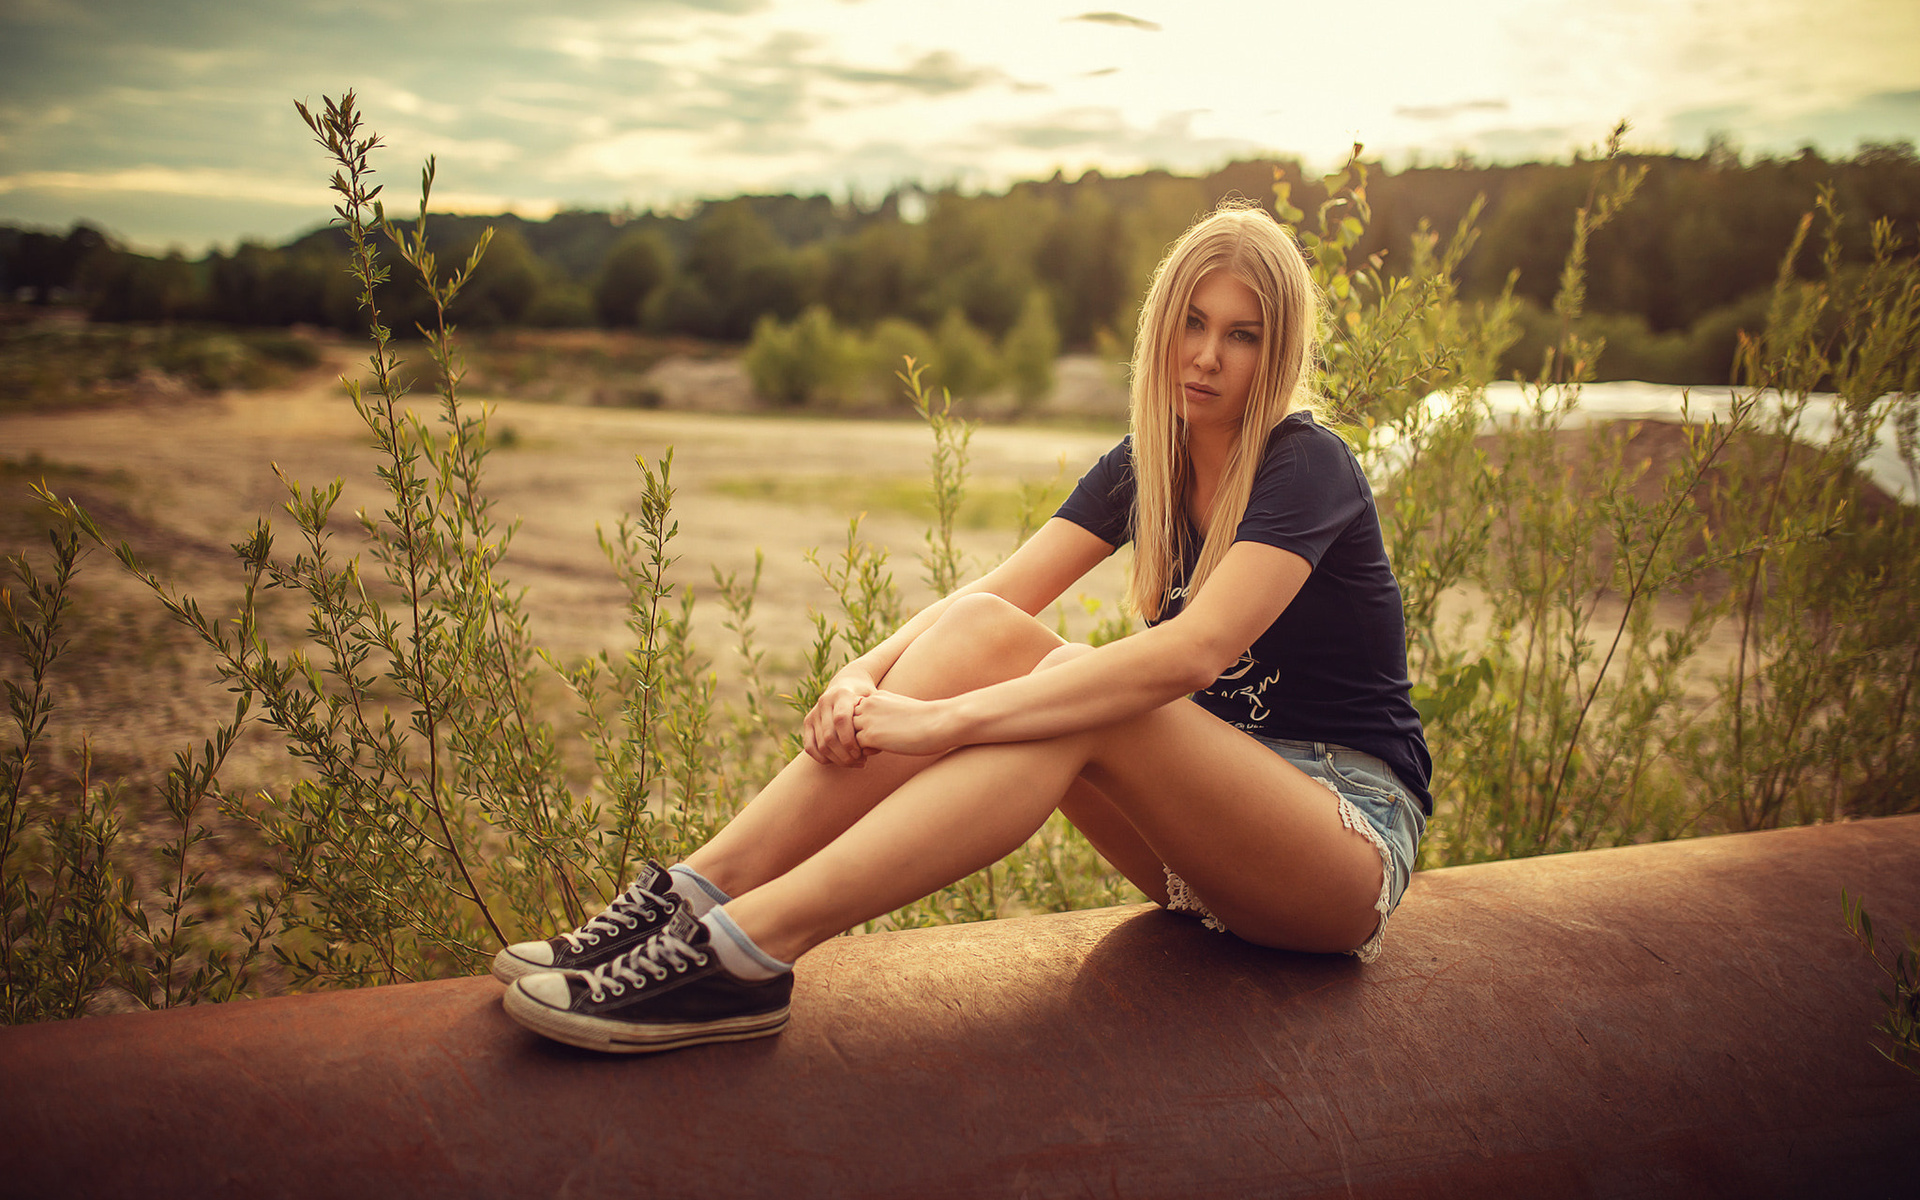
top-left (1160, 778), bottom-right (1397, 963)
top-left (1162, 866), bottom-right (1227, 931)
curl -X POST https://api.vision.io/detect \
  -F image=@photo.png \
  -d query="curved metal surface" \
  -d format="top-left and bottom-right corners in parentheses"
top-left (3, 816), bottom-right (1918, 1199)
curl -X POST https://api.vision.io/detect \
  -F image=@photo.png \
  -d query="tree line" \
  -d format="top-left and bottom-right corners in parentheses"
top-left (4, 142), bottom-right (1917, 385)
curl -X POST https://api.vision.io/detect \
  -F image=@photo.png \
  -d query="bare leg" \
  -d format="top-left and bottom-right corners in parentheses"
top-left (682, 593), bottom-right (1064, 898)
top-left (1016, 647), bottom-right (1175, 906)
top-left (724, 644), bottom-right (1386, 963)
top-left (1057, 776), bottom-right (1171, 906)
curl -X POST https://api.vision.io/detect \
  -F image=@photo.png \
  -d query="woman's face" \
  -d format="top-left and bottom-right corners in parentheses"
top-left (1178, 270), bottom-right (1263, 433)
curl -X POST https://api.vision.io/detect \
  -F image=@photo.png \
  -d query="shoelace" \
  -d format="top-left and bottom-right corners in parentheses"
top-left (581, 929), bottom-right (708, 1002)
top-left (557, 881), bottom-right (665, 953)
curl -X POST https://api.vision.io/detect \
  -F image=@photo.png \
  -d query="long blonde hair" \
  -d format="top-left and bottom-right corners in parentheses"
top-left (1125, 203), bottom-right (1320, 619)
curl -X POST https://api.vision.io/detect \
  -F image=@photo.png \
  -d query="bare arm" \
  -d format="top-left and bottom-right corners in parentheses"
top-left (850, 540), bottom-right (1312, 756)
top-left (803, 518), bottom-right (1115, 765)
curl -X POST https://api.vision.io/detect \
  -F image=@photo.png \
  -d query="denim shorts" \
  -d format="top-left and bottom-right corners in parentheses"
top-left (1161, 736), bottom-right (1426, 963)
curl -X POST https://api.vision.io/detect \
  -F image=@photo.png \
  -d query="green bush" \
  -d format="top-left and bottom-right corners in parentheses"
top-left (1001, 290), bottom-right (1059, 410)
top-left (1844, 889), bottom-right (1920, 1076)
top-left (745, 305), bottom-right (864, 406)
top-left (592, 231), bottom-right (670, 329)
top-left (745, 306), bottom-right (1030, 411)
top-left (0, 325), bottom-right (324, 411)
top-left (1286, 129), bottom-right (1918, 863)
top-left (931, 308), bottom-right (1002, 400)
top-left (523, 282), bottom-right (595, 328)
top-left (1688, 196), bottom-right (1920, 830)
top-left (864, 318), bottom-right (937, 405)
top-left (1497, 290), bottom-right (1774, 384)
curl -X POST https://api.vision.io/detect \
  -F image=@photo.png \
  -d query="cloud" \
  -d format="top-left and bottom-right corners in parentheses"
top-left (1394, 100), bottom-right (1511, 121)
top-left (0, 186), bottom-right (321, 251)
top-left (971, 108), bottom-right (1261, 171)
top-left (540, 28), bottom-right (1018, 196)
top-left (0, 163), bottom-right (555, 218)
top-left (1064, 11), bottom-right (1161, 31)
top-left (986, 108), bottom-right (1132, 151)
top-left (821, 50), bottom-right (1004, 95)
top-left (541, 31), bottom-right (1015, 180)
top-left (726, 33), bottom-right (1004, 99)
top-left (1668, 89), bottom-right (1920, 154)
top-left (644, 32), bottom-right (1010, 141)
top-left (0, 166), bottom-right (320, 207)
top-left (1454, 126), bottom-right (1576, 163)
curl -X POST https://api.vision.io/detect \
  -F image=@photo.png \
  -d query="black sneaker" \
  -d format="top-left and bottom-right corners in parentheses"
top-left (490, 860), bottom-right (679, 984)
top-left (502, 907), bottom-right (793, 1054)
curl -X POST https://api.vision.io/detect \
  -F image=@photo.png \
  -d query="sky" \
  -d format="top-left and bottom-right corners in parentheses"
top-left (2, 0), bottom-right (1918, 253)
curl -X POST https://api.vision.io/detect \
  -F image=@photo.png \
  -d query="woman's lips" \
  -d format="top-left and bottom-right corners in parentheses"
top-left (1183, 382), bottom-right (1219, 401)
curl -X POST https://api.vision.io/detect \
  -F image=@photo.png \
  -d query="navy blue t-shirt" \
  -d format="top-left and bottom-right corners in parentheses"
top-left (1053, 411), bottom-right (1433, 814)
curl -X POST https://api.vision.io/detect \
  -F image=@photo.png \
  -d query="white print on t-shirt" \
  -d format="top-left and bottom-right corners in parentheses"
top-left (1173, 584), bottom-right (1283, 724)
top-left (1213, 651), bottom-right (1282, 724)
top-left (1216, 651), bottom-right (1257, 682)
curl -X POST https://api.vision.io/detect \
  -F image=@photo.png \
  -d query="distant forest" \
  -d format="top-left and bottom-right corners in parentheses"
top-left (5, 144), bottom-right (1918, 385)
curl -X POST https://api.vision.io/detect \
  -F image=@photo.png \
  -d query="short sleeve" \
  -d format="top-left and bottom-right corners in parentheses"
top-left (1053, 436), bottom-right (1135, 548)
top-left (1234, 421), bottom-right (1367, 568)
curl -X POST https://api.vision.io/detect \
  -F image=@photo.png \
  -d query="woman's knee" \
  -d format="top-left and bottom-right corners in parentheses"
top-left (932, 592), bottom-right (1058, 659)
top-left (1032, 641), bottom-right (1096, 672)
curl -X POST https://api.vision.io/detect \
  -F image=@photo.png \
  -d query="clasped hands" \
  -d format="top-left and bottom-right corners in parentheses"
top-left (801, 665), bottom-right (958, 766)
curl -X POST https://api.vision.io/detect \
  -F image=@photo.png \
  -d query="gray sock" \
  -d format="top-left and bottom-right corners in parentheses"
top-left (667, 864), bottom-right (730, 917)
top-left (700, 906), bottom-right (791, 981)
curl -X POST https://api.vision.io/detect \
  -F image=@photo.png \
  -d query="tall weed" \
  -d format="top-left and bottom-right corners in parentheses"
top-left (1697, 192), bottom-right (1920, 829)
top-left (1308, 126), bottom-right (1916, 863)
top-left (1, 528), bottom-right (121, 1021)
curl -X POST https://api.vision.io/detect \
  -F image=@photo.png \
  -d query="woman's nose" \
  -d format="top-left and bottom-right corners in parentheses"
top-left (1193, 336), bottom-right (1219, 370)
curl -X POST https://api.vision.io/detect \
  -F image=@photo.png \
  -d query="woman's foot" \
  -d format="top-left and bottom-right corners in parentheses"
top-left (490, 861), bottom-right (682, 983)
top-left (502, 907), bottom-right (794, 1053)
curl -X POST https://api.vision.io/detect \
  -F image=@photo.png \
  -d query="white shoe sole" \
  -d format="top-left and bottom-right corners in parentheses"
top-left (503, 985), bottom-right (790, 1054)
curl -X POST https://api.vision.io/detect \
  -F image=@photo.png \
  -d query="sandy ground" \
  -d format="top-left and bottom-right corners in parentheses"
top-left (1, 349), bottom-right (1132, 789)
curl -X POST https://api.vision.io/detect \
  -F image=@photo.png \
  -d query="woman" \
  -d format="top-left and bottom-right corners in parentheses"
top-left (498, 204), bottom-right (1431, 1054)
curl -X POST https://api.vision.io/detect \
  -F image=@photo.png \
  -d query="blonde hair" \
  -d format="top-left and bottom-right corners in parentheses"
top-left (1125, 203), bottom-right (1320, 619)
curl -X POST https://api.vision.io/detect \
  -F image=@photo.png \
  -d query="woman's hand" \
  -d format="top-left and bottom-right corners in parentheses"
top-left (802, 665), bottom-right (879, 767)
top-left (851, 690), bottom-right (963, 758)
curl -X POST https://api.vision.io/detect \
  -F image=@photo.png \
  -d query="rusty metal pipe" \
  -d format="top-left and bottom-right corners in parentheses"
top-left (4, 816), bottom-right (1918, 1198)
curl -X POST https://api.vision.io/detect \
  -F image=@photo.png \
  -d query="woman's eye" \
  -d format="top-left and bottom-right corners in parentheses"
top-left (1185, 314), bottom-right (1203, 330)
top-left (1231, 329), bottom-right (1259, 344)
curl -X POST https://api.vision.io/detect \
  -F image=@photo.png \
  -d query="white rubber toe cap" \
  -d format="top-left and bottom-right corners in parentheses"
top-left (515, 973), bottom-right (573, 1009)
top-left (489, 941), bottom-right (556, 984)
top-left (507, 940), bottom-right (556, 968)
